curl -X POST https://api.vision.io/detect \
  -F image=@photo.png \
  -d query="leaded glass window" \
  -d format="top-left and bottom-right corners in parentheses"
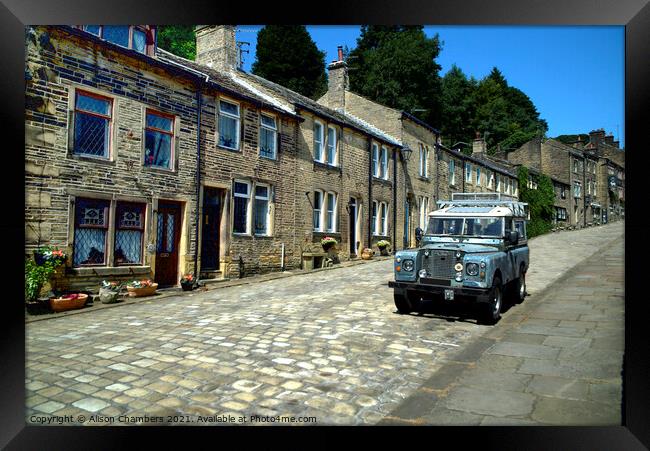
top-left (144, 110), bottom-right (174, 169)
top-left (83, 25), bottom-right (101, 36)
top-left (73, 198), bottom-right (109, 266)
top-left (132, 28), bottom-right (147, 53)
top-left (233, 181), bottom-right (250, 234)
top-left (115, 202), bottom-right (145, 265)
top-left (260, 114), bottom-right (277, 159)
top-left (218, 100), bottom-right (240, 150)
top-left (74, 91), bottom-right (112, 158)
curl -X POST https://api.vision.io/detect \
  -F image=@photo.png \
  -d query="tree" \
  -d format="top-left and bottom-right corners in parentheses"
top-left (440, 64), bottom-right (477, 149)
top-left (348, 26), bottom-right (443, 127)
top-left (157, 26), bottom-right (196, 60)
top-left (252, 26), bottom-right (327, 100)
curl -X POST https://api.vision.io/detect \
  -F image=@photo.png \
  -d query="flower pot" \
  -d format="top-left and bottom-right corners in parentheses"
top-left (181, 283), bottom-right (193, 292)
top-left (361, 248), bottom-right (373, 260)
top-left (126, 283), bottom-right (158, 297)
top-left (50, 293), bottom-right (88, 312)
top-left (99, 287), bottom-right (121, 304)
top-left (33, 251), bottom-right (46, 266)
top-left (378, 247), bottom-right (389, 256)
top-left (322, 243), bottom-right (335, 252)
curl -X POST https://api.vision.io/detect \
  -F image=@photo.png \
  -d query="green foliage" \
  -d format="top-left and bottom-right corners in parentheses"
top-left (517, 166), bottom-right (555, 238)
top-left (348, 26), bottom-right (442, 127)
top-left (157, 26), bottom-right (196, 60)
top-left (25, 259), bottom-right (56, 302)
top-left (252, 26), bottom-right (327, 100)
top-left (439, 65), bottom-right (547, 153)
top-left (377, 240), bottom-right (391, 248)
top-left (553, 134), bottom-right (590, 146)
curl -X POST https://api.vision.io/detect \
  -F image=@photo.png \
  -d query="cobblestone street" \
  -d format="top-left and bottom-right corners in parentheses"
top-left (25, 222), bottom-right (624, 426)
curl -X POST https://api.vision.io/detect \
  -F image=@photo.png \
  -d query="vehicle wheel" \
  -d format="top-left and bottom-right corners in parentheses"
top-left (513, 267), bottom-right (527, 304)
top-left (394, 292), bottom-right (417, 314)
top-left (480, 276), bottom-right (503, 325)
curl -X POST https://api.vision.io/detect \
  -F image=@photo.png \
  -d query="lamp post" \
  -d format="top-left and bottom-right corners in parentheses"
top-left (400, 146), bottom-right (413, 249)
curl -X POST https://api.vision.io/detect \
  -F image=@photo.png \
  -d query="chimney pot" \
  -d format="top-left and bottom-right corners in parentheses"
top-left (337, 46), bottom-right (344, 62)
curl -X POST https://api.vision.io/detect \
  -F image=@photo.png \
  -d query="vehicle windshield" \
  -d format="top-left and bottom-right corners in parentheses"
top-left (426, 217), bottom-right (504, 237)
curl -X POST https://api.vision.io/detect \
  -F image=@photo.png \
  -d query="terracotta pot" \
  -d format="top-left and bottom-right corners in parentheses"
top-left (126, 283), bottom-right (158, 297)
top-left (361, 249), bottom-right (373, 260)
top-left (50, 293), bottom-right (88, 312)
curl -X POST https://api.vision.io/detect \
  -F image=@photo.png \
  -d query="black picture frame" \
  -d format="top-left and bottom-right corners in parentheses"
top-left (3, 0), bottom-right (647, 448)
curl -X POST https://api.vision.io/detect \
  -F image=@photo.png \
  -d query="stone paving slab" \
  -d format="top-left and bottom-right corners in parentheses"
top-left (25, 221), bottom-right (623, 426)
top-left (385, 224), bottom-right (624, 426)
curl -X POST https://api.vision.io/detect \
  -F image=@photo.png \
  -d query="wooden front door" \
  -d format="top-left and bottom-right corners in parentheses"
top-left (155, 202), bottom-right (181, 287)
top-left (349, 197), bottom-right (357, 255)
top-left (201, 187), bottom-right (222, 271)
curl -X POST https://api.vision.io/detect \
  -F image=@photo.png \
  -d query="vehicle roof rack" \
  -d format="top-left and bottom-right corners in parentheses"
top-left (436, 193), bottom-right (529, 218)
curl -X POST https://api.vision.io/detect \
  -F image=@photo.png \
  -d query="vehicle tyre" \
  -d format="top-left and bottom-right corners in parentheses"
top-left (513, 266), bottom-right (527, 304)
top-left (480, 276), bottom-right (503, 325)
top-left (394, 291), bottom-right (417, 314)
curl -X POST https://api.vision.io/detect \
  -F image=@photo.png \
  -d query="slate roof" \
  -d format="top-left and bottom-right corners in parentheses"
top-left (233, 70), bottom-right (402, 147)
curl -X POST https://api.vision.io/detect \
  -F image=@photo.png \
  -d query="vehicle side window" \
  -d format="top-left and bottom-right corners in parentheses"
top-left (515, 221), bottom-right (526, 240)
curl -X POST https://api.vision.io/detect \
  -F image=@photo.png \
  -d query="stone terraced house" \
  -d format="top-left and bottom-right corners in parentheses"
top-left (25, 24), bottom-right (528, 292)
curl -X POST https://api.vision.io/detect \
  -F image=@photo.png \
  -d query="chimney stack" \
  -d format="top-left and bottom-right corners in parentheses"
top-left (195, 25), bottom-right (238, 72)
top-left (589, 129), bottom-right (606, 145)
top-left (327, 45), bottom-right (348, 111)
top-left (472, 131), bottom-right (486, 154)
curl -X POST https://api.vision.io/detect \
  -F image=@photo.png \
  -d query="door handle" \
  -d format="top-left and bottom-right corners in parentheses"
top-left (205, 215), bottom-right (209, 225)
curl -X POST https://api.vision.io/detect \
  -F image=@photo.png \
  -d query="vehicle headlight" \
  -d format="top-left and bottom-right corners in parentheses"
top-left (480, 261), bottom-right (486, 269)
top-left (402, 259), bottom-right (414, 271)
top-left (419, 269), bottom-right (428, 278)
top-left (466, 263), bottom-right (480, 276)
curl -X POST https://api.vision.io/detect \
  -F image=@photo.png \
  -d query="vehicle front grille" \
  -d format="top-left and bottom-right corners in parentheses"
top-left (420, 249), bottom-right (456, 280)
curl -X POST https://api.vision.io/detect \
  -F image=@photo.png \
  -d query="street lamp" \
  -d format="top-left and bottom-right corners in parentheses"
top-left (400, 145), bottom-right (412, 162)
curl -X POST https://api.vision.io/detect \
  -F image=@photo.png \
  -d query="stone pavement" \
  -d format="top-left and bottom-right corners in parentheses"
top-left (381, 232), bottom-right (624, 425)
top-left (25, 222), bottom-right (623, 426)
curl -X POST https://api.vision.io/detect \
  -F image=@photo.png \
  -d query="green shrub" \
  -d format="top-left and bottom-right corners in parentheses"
top-left (518, 166), bottom-right (555, 238)
top-left (25, 259), bottom-right (56, 302)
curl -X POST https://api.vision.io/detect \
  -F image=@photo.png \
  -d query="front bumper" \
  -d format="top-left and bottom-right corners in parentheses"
top-left (388, 280), bottom-right (491, 301)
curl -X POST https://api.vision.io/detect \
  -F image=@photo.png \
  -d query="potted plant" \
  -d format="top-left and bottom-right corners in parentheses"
top-left (34, 246), bottom-right (67, 267)
top-left (180, 274), bottom-right (195, 291)
top-left (126, 279), bottom-right (158, 297)
top-left (377, 240), bottom-right (391, 256)
top-left (99, 280), bottom-right (124, 304)
top-left (360, 248), bottom-right (374, 260)
top-left (50, 292), bottom-right (89, 312)
top-left (321, 237), bottom-right (338, 252)
top-left (25, 259), bottom-right (56, 312)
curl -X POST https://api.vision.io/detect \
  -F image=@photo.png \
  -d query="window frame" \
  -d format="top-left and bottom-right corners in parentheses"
top-left (449, 159), bottom-right (456, 186)
top-left (466, 163), bottom-right (472, 183)
top-left (326, 125), bottom-right (339, 167)
top-left (313, 120), bottom-right (324, 162)
top-left (114, 201), bottom-right (146, 266)
top-left (371, 201), bottom-right (378, 236)
top-left (73, 89), bottom-right (114, 160)
top-left (380, 202), bottom-right (389, 236)
top-left (259, 113), bottom-right (277, 160)
top-left (143, 108), bottom-right (175, 170)
top-left (73, 197), bottom-right (111, 267)
top-left (232, 180), bottom-right (252, 235)
top-left (380, 146), bottom-right (389, 180)
top-left (217, 98), bottom-right (241, 151)
top-left (372, 143), bottom-right (380, 177)
top-left (325, 191), bottom-right (338, 233)
top-left (313, 190), bottom-right (323, 232)
top-left (253, 183), bottom-right (271, 236)
top-left (419, 144), bottom-right (428, 178)
top-left (476, 167), bottom-right (481, 186)
top-left (81, 25), bottom-right (148, 54)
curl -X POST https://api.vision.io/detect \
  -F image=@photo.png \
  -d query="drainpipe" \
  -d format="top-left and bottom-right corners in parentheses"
top-left (392, 146), bottom-right (397, 252)
top-left (367, 138), bottom-right (373, 248)
top-left (193, 85), bottom-right (202, 283)
top-left (583, 158), bottom-right (587, 227)
top-left (435, 140), bottom-right (440, 204)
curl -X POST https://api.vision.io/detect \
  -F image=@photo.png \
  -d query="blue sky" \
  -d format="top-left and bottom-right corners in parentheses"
top-left (236, 26), bottom-right (625, 148)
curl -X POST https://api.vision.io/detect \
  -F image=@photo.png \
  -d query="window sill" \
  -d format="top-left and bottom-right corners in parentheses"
top-left (313, 231), bottom-right (340, 238)
top-left (417, 176), bottom-right (431, 182)
top-left (70, 266), bottom-right (151, 276)
top-left (143, 165), bottom-right (177, 174)
top-left (232, 233), bottom-right (274, 239)
top-left (313, 161), bottom-right (341, 173)
top-left (259, 154), bottom-right (278, 161)
top-left (372, 177), bottom-right (391, 186)
top-left (69, 153), bottom-right (115, 165)
top-left (218, 145), bottom-right (241, 153)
